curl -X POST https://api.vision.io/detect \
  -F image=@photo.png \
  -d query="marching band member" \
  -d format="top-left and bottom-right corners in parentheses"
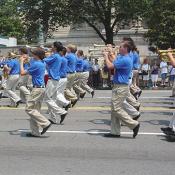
top-left (73, 50), bottom-right (86, 99)
top-left (44, 42), bottom-right (68, 125)
top-left (3, 52), bottom-right (21, 107)
top-left (77, 50), bottom-right (94, 98)
top-left (64, 44), bottom-right (78, 106)
top-left (20, 47), bottom-right (51, 137)
top-left (18, 47), bottom-right (31, 103)
top-left (55, 47), bottom-right (71, 110)
top-left (103, 41), bottom-right (140, 138)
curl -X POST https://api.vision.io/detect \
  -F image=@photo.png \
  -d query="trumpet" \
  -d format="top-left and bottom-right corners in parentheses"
top-left (158, 49), bottom-right (175, 62)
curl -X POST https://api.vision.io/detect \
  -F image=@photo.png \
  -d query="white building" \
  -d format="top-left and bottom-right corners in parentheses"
top-left (0, 36), bottom-right (17, 47)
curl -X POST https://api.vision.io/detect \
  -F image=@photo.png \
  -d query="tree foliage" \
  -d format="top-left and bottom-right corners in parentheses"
top-left (0, 0), bottom-right (24, 40)
top-left (145, 0), bottom-right (175, 49)
top-left (19, 0), bottom-right (69, 43)
top-left (19, 0), bottom-right (151, 44)
top-left (67, 0), bottom-right (151, 44)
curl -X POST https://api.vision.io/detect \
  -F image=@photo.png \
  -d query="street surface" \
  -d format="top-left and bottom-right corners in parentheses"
top-left (0, 89), bottom-right (175, 175)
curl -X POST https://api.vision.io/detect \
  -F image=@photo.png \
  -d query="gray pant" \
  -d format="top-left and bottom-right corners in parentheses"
top-left (111, 84), bottom-right (139, 135)
top-left (80, 72), bottom-right (93, 94)
top-left (126, 91), bottom-right (140, 108)
top-left (73, 72), bottom-right (86, 95)
top-left (45, 79), bottom-right (67, 123)
top-left (5, 74), bottom-right (21, 106)
top-left (25, 88), bottom-right (50, 136)
top-left (65, 73), bottom-right (78, 101)
top-left (18, 75), bottom-right (30, 102)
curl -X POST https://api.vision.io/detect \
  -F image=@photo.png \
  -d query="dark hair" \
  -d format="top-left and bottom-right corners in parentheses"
top-left (53, 41), bottom-right (63, 52)
top-left (122, 37), bottom-right (136, 51)
top-left (19, 47), bottom-right (28, 54)
top-left (122, 42), bottom-right (132, 53)
top-left (62, 47), bottom-right (67, 56)
top-left (31, 47), bottom-right (45, 60)
top-left (77, 50), bottom-right (84, 56)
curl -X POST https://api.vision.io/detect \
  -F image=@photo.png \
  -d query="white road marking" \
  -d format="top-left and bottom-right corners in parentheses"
top-left (18, 129), bottom-right (165, 136)
top-left (96, 96), bottom-right (173, 99)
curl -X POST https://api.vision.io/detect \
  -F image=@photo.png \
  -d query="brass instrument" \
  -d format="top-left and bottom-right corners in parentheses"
top-left (158, 49), bottom-right (175, 62)
top-left (88, 44), bottom-right (119, 58)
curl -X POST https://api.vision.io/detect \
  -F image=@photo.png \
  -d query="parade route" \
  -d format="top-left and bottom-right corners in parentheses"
top-left (0, 90), bottom-right (175, 175)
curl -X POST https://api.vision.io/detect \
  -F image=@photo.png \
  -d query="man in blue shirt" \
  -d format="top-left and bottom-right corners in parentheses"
top-left (64, 44), bottom-right (78, 106)
top-left (3, 53), bottom-right (21, 107)
top-left (56, 47), bottom-right (71, 110)
top-left (18, 47), bottom-right (31, 103)
top-left (103, 42), bottom-right (140, 138)
top-left (72, 49), bottom-right (87, 99)
top-left (75, 50), bottom-right (94, 98)
top-left (20, 47), bottom-right (51, 137)
top-left (44, 42), bottom-right (68, 124)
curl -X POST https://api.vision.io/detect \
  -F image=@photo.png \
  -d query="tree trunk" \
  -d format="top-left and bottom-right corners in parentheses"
top-left (105, 27), bottom-right (113, 45)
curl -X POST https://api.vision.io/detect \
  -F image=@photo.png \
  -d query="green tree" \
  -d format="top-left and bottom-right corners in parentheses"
top-left (0, 0), bottom-right (24, 40)
top-left (20, 0), bottom-right (68, 43)
top-left (145, 0), bottom-right (175, 49)
top-left (20, 0), bottom-right (151, 44)
top-left (67, 0), bottom-right (151, 44)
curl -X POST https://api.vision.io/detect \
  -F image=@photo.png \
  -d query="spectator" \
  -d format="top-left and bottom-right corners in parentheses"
top-left (141, 58), bottom-right (150, 88)
top-left (160, 60), bottom-right (168, 87)
top-left (92, 59), bottom-right (100, 88)
top-left (151, 60), bottom-right (159, 88)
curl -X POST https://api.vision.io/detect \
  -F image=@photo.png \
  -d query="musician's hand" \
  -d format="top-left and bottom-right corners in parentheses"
top-left (167, 52), bottom-right (173, 58)
top-left (20, 55), bottom-right (27, 62)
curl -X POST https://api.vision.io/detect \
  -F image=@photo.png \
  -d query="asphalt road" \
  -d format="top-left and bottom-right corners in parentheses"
top-left (0, 89), bottom-right (175, 175)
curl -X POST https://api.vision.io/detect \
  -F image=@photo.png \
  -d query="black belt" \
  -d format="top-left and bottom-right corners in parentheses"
top-left (67, 72), bottom-right (75, 74)
top-left (61, 76), bottom-right (66, 78)
top-left (33, 85), bottom-right (45, 88)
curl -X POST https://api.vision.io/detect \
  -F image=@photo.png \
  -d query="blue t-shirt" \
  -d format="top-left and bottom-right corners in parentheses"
top-left (83, 59), bottom-right (90, 72)
top-left (132, 51), bottom-right (140, 70)
top-left (113, 54), bottom-right (132, 85)
top-left (76, 58), bottom-right (84, 72)
top-left (7, 58), bottom-right (20, 75)
top-left (65, 53), bottom-right (77, 73)
top-left (44, 53), bottom-right (62, 80)
top-left (60, 56), bottom-right (68, 78)
top-left (24, 63), bottom-right (30, 70)
top-left (27, 59), bottom-right (45, 86)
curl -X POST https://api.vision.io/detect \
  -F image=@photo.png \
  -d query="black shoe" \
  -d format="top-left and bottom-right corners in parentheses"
top-left (135, 105), bottom-right (140, 111)
top-left (104, 133), bottom-right (120, 138)
top-left (71, 99), bottom-right (78, 107)
top-left (0, 92), bottom-right (2, 99)
top-left (48, 119), bottom-right (57, 124)
top-left (2, 95), bottom-right (8, 98)
top-left (41, 123), bottom-right (51, 135)
top-left (169, 95), bottom-right (175, 97)
top-left (25, 133), bottom-right (40, 137)
top-left (138, 90), bottom-right (142, 98)
top-left (15, 100), bottom-right (22, 108)
top-left (80, 92), bottom-right (86, 99)
top-left (64, 103), bottom-right (71, 111)
top-left (133, 123), bottom-right (140, 138)
top-left (91, 91), bottom-right (94, 98)
top-left (133, 114), bottom-right (140, 120)
top-left (60, 113), bottom-right (67, 124)
top-left (163, 130), bottom-right (175, 136)
top-left (133, 93), bottom-right (138, 100)
top-left (161, 127), bottom-right (172, 132)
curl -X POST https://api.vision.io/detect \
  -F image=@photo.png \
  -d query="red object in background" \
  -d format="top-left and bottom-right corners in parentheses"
top-left (44, 74), bottom-right (49, 85)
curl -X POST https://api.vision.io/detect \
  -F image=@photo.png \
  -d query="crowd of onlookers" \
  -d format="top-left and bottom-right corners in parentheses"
top-left (87, 57), bottom-right (175, 89)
